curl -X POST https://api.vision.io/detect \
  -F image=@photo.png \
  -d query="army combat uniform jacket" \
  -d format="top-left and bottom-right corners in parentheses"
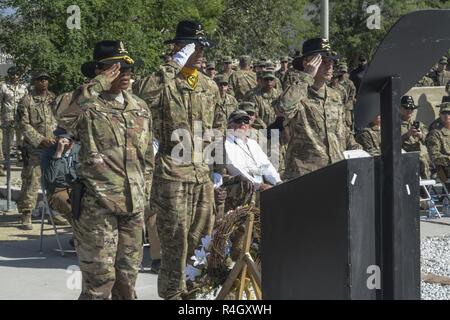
top-left (56, 75), bottom-right (154, 214)
top-left (213, 93), bottom-right (238, 133)
top-left (17, 89), bottom-right (57, 156)
top-left (426, 126), bottom-right (450, 177)
top-left (276, 72), bottom-right (360, 180)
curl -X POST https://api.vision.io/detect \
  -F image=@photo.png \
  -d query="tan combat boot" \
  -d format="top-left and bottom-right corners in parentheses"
top-left (20, 212), bottom-right (33, 230)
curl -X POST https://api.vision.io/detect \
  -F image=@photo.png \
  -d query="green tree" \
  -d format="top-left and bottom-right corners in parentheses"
top-left (0, 0), bottom-right (224, 93)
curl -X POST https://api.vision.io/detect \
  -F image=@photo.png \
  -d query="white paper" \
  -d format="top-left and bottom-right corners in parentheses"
top-left (343, 150), bottom-right (371, 160)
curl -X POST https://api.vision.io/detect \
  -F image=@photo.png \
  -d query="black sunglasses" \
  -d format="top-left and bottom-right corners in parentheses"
top-left (234, 118), bottom-right (250, 124)
top-left (246, 111), bottom-right (255, 116)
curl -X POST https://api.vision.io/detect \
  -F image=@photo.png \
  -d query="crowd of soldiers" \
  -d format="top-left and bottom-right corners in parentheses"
top-left (1, 19), bottom-right (450, 300)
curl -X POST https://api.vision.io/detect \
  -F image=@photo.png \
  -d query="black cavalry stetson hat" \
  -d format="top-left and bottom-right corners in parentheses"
top-left (81, 40), bottom-right (135, 79)
top-left (400, 95), bottom-right (417, 109)
top-left (292, 38), bottom-right (340, 70)
top-left (164, 20), bottom-right (214, 48)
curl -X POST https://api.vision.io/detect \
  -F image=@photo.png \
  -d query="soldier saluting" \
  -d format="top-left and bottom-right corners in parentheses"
top-left (135, 21), bottom-right (218, 300)
top-left (55, 41), bottom-right (154, 300)
top-left (276, 38), bottom-right (360, 180)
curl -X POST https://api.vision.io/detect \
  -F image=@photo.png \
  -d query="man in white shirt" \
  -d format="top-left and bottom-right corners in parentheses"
top-left (225, 110), bottom-right (282, 190)
top-left (214, 110), bottom-right (281, 217)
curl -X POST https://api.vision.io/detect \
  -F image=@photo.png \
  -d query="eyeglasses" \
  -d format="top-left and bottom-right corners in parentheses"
top-left (234, 118), bottom-right (250, 124)
top-left (441, 111), bottom-right (450, 115)
top-left (246, 111), bottom-right (255, 116)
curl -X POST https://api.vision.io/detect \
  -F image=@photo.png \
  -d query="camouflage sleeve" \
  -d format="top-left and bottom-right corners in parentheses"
top-left (17, 95), bottom-right (46, 148)
top-left (227, 73), bottom-right (235, 97)
top-left (275, 83), bottom-right (307, 126)
top-left (55, 74), bottom-right (111, 134)
top-left (133, 70), bottom-right (167, 142)
top-left (426, 131), bottom-right (450, 167)
top-left (143, 103), bottom-right (154, 203)
top-left (356, 130), bottom-right (377, 156)
top-left (420, 122), bottom-right (428, 143)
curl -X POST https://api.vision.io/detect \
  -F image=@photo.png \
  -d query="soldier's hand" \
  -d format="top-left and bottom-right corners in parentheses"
top-left (259, 183), bottom-right (273, 191)
top-left (101, 63), bottom-right (121, 82)
top-left (40, 138), bottom-right (56, 148)
top-left (214, 187), bottom-right (227, 204)
top-left (304, 54), bottom-right (322, 78)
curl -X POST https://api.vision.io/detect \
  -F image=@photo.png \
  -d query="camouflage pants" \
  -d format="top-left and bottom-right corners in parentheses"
top-left (144, 210), bottom-right (161, 260)
top-left (17, 155), bottom-right (41, 214)
top-left (47, 188), bottom-right (73, 226)
top-left (151, 177), bottom-right (214, 300)
top-left (419, 152), bottom-right (431, 179)
top-left (223, 176), bottom-right (255, 213)
top-left (73, 194), bottom-right (144, 300)
top-left (2, 124), bottom-right (22, 159)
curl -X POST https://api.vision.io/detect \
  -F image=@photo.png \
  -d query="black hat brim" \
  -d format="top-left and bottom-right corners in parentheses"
top-left (292, 51), bottom-right (340, 71)
top-left (164, 37), bottom-right (215, 48)
top-left (81, 60), bottom-right (134, 79)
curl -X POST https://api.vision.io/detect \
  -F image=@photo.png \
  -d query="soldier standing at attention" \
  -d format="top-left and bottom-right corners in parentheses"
top-left (275, 56), bottom-right (290, 85)
top-left (16, 70), bottom-right (56, 230)
top-left (55, 41), bottom-right (154, 299)
top-left (246, 70), bottom-right (281, 127)
top-left (213, 74), bottom-right (238, 133)
top-left (0, 66), bottom-right (28, 175)
top-left (135, 21), bottom-right (218, 300)
top-left (275, 38), bottom-right (361, 180)
top-left (228, 55), bottom-right (257, 101)
top-left (220, 55), bottom-right (234, 79)
top-left (429, 57), bottom-right (450, 86)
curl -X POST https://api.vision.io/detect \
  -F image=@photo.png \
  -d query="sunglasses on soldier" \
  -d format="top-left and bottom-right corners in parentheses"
top-left (234, 118), bottom-right (250, 125)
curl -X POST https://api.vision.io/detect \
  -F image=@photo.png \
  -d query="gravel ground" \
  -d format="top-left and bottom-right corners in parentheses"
top-left (421, 235), bottom-right (450, 300)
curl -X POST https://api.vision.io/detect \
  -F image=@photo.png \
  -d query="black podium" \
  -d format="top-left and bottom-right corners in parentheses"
top-left (260, 154), bottom-right (420, 300)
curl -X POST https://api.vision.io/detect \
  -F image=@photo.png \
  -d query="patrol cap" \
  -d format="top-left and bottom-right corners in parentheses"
top-left (400, 95), bottom-right (417, 109)
top-left (53, 127), bottom-right (74, 140)
top-left (31, 69), bottom-right (50, 80)
top-left (238, 101), bottom-right (256, 113)
top-left (7, 66), bottom-right (19, 75)
top-left (239, 55), bottom-right (252, 65)
top-left (206, 62), bottom-right (216, 70)
top-left (214, 74), bottom-right (228, 85)
top-left (222, 56), bottom-right (233, 64)
top-left (439, 56), bottom-right (448, 65)
top-left (338, 63), bottom-right (348, 73)
top-left (262, 70), bottom-right (276, 80)
top-left (265, 62), bottom-right (276, 70)
top-left (228, 110), bottom-right (250, 124)
top-left (441, 96), bottom-right (450, 104)
top-left (439, 102), bottom-right (450, 113)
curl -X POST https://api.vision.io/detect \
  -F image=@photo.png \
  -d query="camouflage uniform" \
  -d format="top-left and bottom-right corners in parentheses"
top-left (228, 69), bottom-right (257, 101)
top-left (356, 124), bottom-right (381, 156)
top-left (276, 72), bottom-right (361, 180)
top-left (416, 75), bottom-right (435, 87)
top-left (282, 68), bottom-right (304, 90)
top-left (134, 60), bottom-right (217, 300)
top-left (0, 81), bottom-right (28, 163)
top-left (426, 124), bottom-right (450, 180)
top-left (401, 119), bottom-right (430, 178)
top-left (16, 89), bottom-right (56, 222)
top-left (246, 86), bottom-right (281, 127)
top-left (429, 64), bottom-right (450, 86)
top-left (213, 93), bottom-right (238, 133)
top-left (56, 75), bottom-right (154, 300)
top-left (339, 78), bottom-right (357, 130)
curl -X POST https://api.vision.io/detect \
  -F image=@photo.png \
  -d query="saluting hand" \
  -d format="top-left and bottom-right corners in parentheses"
top-left (304, 54), bottom-right (322, 78)
top-left (101, 63), bottom-right (121, 83)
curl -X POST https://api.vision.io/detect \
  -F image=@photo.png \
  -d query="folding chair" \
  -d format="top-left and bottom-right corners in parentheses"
top-left (420, 178), bottom-right (441, 218)
top-left (39, 176), bottom-right (74, 256)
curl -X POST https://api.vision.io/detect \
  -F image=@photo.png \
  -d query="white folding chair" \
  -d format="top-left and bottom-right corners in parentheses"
top-left (420, 178), bottom-right (441, 218)
top-left (39, 177), bottom-right (74, 256)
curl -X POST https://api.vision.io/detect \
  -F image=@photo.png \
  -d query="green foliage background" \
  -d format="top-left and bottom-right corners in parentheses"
top-left (0, 0), bottom-right (449, 93)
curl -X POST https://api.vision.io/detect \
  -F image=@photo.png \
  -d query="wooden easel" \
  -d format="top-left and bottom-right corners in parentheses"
top-left (216, 213), bottom-right (262, 300)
